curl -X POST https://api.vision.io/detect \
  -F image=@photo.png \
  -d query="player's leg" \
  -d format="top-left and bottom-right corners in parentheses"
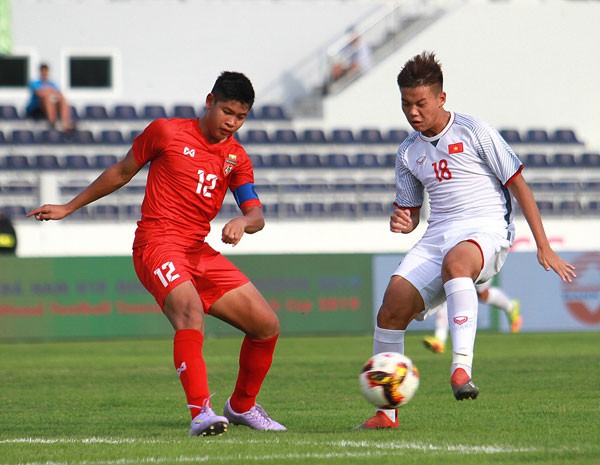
top-left (442, 240), bottom-right (482, 400)
top-left (56, 94), bottom-right (74, 131)
top-left (423, 301), bottom-right (448, 354)
top-left (37, 89), bottom-right (58, 125)
top-left (476, 283), bottom-right (522, 333)
top-left (358, 275), bottom-right (425, 429)
top-left (210, 282), bottom-right (286, 431)
top-left (133, 245), bottom-right (228, 436)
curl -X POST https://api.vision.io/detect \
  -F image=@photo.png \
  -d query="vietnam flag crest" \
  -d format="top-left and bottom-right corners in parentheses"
top-left (448, 142), bottom-right (464, 154)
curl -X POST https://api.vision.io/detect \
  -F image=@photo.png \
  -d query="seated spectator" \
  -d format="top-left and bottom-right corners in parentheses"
top-left (330, 31), bottom-right (372, 82)
top-left (0, 213), bottom-right (17, 255)
top-left (26, 63), bottom-right (74, 132)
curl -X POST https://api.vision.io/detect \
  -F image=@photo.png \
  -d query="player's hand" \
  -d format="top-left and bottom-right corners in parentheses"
top-left (221, 218), bottom-right (246, 246)
top-left (537, 247), bottom-right (576, 283)
top-left (27, 204), bottom-right (71, 221)
top-left (390, 208), bottom-right (413, 233)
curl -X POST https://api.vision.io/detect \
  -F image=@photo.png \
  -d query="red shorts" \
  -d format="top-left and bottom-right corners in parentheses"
top-left (132, 242), bottom-right (250, 312)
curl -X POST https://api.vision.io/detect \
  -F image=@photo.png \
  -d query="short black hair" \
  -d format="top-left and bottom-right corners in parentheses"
top-left (40, 63), bottom-right (49, 71)
top-left (211, 71), bottom-right (255, 109)
top-left (397, 51), bottom-right (443, 91)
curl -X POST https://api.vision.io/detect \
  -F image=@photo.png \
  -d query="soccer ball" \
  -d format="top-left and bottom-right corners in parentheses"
top-left (359, 352), bottom-right (419, 408)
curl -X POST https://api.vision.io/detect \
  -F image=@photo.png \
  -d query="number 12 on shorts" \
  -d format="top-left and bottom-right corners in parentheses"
top-left (154, 261), bottom-right (180, 287)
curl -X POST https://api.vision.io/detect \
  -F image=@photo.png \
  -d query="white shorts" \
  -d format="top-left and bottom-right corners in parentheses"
top-left (392, 226), bottom-right (510, 319)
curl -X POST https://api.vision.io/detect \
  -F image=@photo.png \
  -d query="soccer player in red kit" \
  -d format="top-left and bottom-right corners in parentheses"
top-left (28, 72), bottom-right (286, 436)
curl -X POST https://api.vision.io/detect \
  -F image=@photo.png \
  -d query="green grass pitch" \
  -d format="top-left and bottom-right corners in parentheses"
top-left (0, 332), bottom-right (598, 465)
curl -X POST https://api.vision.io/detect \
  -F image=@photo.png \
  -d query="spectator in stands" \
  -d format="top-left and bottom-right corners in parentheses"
top-left (27, 71), bottom-right (286, 437)
top-left (0, 213), bottom-right (17, 255)
top-left (330, 30), bottom-right (373, 83)
top-left (358, 51), bottom-right (576, 430)
top-left (26, 63), bottom-right (74, 132)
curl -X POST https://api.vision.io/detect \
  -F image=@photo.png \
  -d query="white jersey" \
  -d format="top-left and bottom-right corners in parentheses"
top-left (394, 112), bottom-right (522, 238)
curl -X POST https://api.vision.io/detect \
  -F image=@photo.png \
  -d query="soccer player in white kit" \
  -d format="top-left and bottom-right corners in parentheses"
top-left (358, 51), bottom-right (576, 430)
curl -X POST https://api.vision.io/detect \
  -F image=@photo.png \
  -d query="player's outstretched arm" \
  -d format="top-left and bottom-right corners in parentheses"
top-left (390, 207), bottom-right (419, 234)
top-left (507, 173), bottom-right (576, 282)
top-left (221, 205), bottom-right (265, 246)
top-left (27, 149), bottom-right (142, 222)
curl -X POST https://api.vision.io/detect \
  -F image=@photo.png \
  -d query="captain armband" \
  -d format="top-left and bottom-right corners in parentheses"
top-left (233, 183), bottom-right (260, 207)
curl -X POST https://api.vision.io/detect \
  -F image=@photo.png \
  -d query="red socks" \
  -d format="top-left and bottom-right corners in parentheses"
top-left (229, 334), bottom-right (279, 414)
top-left (173, 329), bottom-right (210, 419)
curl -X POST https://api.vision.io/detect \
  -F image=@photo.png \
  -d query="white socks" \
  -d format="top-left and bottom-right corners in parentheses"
top-left (373, 325), bottom-right (404, 355)
top-left (373, 325), bottom-right (404, 420)
top-left (444, 277), bottom-right (478, 377)
top-left (484, 287), bottom-right (513, 314)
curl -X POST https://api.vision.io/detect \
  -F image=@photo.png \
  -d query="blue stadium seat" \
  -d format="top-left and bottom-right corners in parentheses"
top-left (529, 179), bottom-right (555, 191)
top-left (586, 201), bottom-right (600, 214)
top-left (550, 153), bottom-right (576, 168)
top-left (100, 130), bottom-right (126, 145)
top-left (11, 130), bottom-right (36, 144)
top-left (324, 153), bottom-right (352, 168)
top-left (69, 105), bottom-right (80, 121)
top-left (360, 201), bottom-right (386, 216)
top-left (248, 153), bottom-right (266, 168)
top-left (0, 131), bottom-right (7, 144)
top-left (330, 179), bottom-right (357, 192)
top-left (38, 129), bottom-right (66, 144)
top-left (552, 180), bottom-right (579, 191)
top-left (273, 129), bottom-right (299, 144)
top-left (302, 202), bottom-right (327, 217)
top-left (33, 154), bottom-right (61, 170)
top-left (524, 129), bottom-right (550, 144)
top-left (580, 152), bottom-right (600, 167)
top-left (500, 129), bottom-right (522, 144)
top-left (301, 129), bottom-right (327, 144)
top-left (94, 204), bottom-right (120, 220)
top-left (0, 105), bottom-right (21, 120)
top-left (5, 155), bottom-right (31, 170)
top-left (331, 128), bottom-right (355, 144)
top-left (331, 202), bottom-right (357, 218)
top-left (72, 129), bottom-right (96, 144)
top-left (356, 153), bottom-right (382, 168)
top-left (142, 104), bottom-right (168, 120)
top-left (551, 129), bottom-right (582, 144)
top-left (267, 153), bottom-right (293, 168)
top-left (382, 153), bottom-right (396, 167)
top-left (582, 181), bottom-right (600, 191)
top-left (129, 129), bottom-right (142, 141)
top-left (244, 129), bottom-right (271, 144)
top-left (297, 153), bottom-right (322, 168)
top-left (0, 205), bottom-right (28, 219)
top-left (257, 104), bottom-right (289, 120)
top-left (358, 128), bottom-right (384, 144)
top-left (362, 178), bottom-right (391, 192)
top-left (535, 200), bottom-right (555, 214)
top-left (255, 180), bottom-right (278, 194)
top-left (64, 155), bottom-right (92, 170)
top-left (123, 204), bottom-right (141, 218)
top-left (59, 179), bottom-right (88, 195)
top-left (83, 105), bottom-right (110, 120)
top-left (172, 105), bottom-right (197, 118)
top-left (558, 200), bottom-right (581, 215)
top-left (5, 180), bottom-right (37, 194)
top-left (386, 129), bottom-right (409, 144)
top-left (523, 153), bottom-right (549, 168)
top-left (92, 154), bottom-right (118, 169)
top-left (113, 104), bottom-right (139, 120)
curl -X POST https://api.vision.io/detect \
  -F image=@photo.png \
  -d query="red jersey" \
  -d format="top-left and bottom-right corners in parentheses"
top-left (131, 118), bottom-right (260, 249)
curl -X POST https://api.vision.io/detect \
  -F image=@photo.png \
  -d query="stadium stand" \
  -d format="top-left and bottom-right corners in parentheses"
top-left (113, 104), bottom-right (139, 120)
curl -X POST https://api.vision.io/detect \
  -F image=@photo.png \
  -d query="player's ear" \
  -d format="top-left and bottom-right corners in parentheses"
top-left (438, 91), bottom-right (446, 108)
top-left (205, 93), bottom-right (215, 110)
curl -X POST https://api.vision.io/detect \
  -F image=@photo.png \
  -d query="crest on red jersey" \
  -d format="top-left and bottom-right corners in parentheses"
top-left (224, 153), bottom-right (237, 176)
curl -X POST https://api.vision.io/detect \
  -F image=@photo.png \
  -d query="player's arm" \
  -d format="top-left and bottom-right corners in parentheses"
top-left (28, 149), bottom-right (143, 221)
top-left (221, 182), bottom-right (264, 246)
top-left (507, 172), bottom-right (576, 282)
top-left (390, 206), bottom-right (420, 234)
